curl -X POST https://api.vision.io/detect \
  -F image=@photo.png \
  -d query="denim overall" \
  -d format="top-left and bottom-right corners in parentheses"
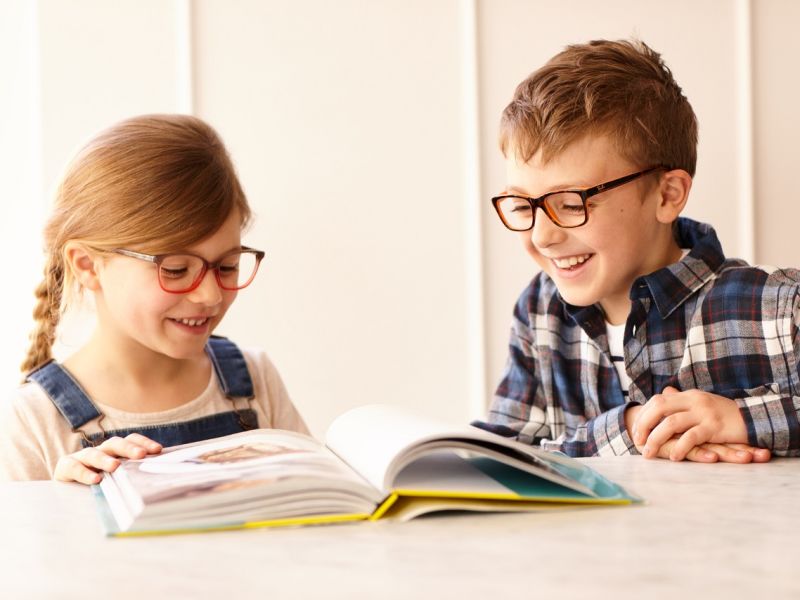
top-left (26, 336), bottom-right (258, 448)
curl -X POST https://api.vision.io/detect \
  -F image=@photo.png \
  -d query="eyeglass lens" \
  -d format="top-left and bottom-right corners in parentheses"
top-left (158, 252), bottom-right (259, 292)
top-left (496, 192), bottom-right (585, 230)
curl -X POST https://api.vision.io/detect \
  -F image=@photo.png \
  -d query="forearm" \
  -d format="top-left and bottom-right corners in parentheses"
top-left (736, 386), bottom-right (800, 456)
top-left (552, 404), bottom-right (639, 457)
top-left (483, 399), bottom-right (639, 458)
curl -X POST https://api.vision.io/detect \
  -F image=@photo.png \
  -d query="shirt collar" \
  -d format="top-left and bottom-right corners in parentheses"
top-left (562, 217), bottom-right (726, 328)
top-left (630, 217), bottom-right (726, 318)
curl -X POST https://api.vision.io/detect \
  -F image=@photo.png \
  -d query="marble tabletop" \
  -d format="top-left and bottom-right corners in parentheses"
top-left (0, 456), bottom-right (797, 600)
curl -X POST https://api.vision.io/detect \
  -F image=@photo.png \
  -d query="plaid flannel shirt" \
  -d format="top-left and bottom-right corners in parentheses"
top-left (476, 217), bottom-right (800, 457)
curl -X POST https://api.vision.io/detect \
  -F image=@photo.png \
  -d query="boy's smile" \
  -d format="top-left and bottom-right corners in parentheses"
top-left (505, 134), bottom-right (684, 324)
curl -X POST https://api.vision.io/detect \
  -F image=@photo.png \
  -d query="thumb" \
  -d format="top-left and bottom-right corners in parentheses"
top-left (662, 385), bottom-right (680, 395)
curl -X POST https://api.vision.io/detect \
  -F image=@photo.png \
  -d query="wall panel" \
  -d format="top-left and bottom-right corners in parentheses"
top-left (193, 0), bottom-right (470, 435)
top-left (752, 0), bottom-right (800, 266)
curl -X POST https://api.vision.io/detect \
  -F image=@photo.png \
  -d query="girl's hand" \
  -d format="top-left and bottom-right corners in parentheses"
top-left (54, 433), bottom-right (162, 485)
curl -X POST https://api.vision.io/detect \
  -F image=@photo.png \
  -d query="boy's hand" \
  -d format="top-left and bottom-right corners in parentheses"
top-left (631, 386), bottom-right (767, 462)
top-left (640, 437), bottom-right (769, 463)
top-left (54, 433), bottom-right (162, 485)
top-left (625, 403), bottom-right (766, 462)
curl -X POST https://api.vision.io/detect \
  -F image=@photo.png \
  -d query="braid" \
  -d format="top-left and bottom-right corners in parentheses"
top-left (20, 257), bottom-right (64, 377)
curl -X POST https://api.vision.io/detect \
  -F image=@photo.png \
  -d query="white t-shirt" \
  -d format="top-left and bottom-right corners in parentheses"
top-left (605, 321), bottom-right (632, 398)
top-left (606, 249), bottom-right (690, 398)
top-left (0, 347), bottom-right (309, 481)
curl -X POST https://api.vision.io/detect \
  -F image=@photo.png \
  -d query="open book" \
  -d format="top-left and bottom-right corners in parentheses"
top-left (94, 405), bottom-right (639, 536)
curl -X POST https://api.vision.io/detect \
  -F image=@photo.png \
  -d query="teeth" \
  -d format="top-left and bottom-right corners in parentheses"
top-left (175, 318), bottom-right (208, 327)
top-left (553, 254), bottom-right (591, 269)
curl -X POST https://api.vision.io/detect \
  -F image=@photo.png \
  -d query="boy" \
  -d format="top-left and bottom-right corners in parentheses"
top-left (477, 39), bottom-right (800, 462)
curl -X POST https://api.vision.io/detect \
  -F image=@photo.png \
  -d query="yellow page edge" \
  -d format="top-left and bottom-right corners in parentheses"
top-left (110, 512), bottom-right (371, 538)
top-left (370, 490), bottom-right (631, 521)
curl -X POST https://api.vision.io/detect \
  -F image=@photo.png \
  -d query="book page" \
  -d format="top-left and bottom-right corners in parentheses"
top-left (104, 429), bottom-right (382, 529)
top-left (325, 404), bottom-right (466, 491)
top-left (325, 404), bottom-right (635, 501)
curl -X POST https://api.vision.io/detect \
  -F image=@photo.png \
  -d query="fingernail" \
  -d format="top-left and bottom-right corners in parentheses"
top-left (736, 451), bottom-right (749, 458)
top-left (701, 451), bottom-right (715, 459)
top-left (642, 447), bottom-right (652, 458)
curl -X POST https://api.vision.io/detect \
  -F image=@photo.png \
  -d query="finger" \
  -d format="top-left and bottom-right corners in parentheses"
top-left (76, 447), bottom-right (122, 471)
top-left (54, 453), bottom-right (116, 485)
top-left (642, 412), bottom-right (699, 458)
top-left (97, 436), bottom-right (148, 459)
top-left (123, 433), bottom-right (163, 454)
top-left (684, 444), bottom-right (719, 463)
top-left (698, 443), bottom-right (754, 464)
top-left (633, 394), bottom-right (691, 446)
top-left (709, 443), bottom-right (771, 463)
top-left (667, 425), bottom-right (715, 461)
top-left (662, 386), bottom-right (681, 395)
top-left (649, 438), bottom-right (717, 463)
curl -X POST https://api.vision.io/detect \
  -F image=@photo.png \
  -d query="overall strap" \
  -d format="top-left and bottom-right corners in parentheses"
top-left (26, 361), bottom-right (103, 429)
top-left (205, 336), bottom-right (255, 399)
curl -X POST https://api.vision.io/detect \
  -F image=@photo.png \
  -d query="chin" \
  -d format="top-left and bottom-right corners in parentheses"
top-left (163, 342), bottom-right (209, 361)
top-left (555, 287), bottom-right (600, 308)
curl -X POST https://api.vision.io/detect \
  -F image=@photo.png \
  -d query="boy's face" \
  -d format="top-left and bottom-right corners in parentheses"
top-left (505, 134), bottom-right (681, 323)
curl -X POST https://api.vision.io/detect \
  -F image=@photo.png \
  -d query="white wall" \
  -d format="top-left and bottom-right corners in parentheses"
top-left (0, 2), bottom-right (43, 388)
top-left (1, 0), bottom-right (797, 437)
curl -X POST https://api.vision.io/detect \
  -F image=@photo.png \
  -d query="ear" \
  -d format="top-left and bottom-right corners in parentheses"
top-left (654, 169), bottom-right (692, 224)
top-left (63, 242), bottom-right (103, 292)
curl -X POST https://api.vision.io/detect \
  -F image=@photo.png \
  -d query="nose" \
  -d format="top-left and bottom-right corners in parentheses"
top-left (187, 268), bottom-right (224, 306)
top-left (529, 207), bottom-right (566, 250)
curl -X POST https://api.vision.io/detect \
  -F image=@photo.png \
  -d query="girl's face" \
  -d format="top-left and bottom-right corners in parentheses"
top-left (93, 210), bottom-right (243, 362)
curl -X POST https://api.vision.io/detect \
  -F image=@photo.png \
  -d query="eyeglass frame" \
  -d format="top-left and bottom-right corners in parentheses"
top-left (111, 246), bottom-right (266, 294)
top-left (491, 165), bottom-right (668, 231)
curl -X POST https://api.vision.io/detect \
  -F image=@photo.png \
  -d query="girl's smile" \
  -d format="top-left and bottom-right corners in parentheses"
top-left (168, 316), bottom-right (213, 335)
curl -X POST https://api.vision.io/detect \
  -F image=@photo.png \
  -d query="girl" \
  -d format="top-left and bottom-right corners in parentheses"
top-left (0, 114), bottom-right (308, 483)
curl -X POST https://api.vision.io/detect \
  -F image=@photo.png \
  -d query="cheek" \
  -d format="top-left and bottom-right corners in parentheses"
top-left (220, 289), bottom-right (238, 312)
top-left (517, 231), bottom-right (537, 258)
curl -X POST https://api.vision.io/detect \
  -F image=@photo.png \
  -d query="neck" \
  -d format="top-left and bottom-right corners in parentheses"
top-left (63, 327), bottom-right (210, 412)
top-left (81, 329), bottom-right (195, 383)
top-left (601, 231), bottom-right (684, 326)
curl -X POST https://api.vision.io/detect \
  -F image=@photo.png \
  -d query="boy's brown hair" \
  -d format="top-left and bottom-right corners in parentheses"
top-left (499, 39), bottom-right (698, 175)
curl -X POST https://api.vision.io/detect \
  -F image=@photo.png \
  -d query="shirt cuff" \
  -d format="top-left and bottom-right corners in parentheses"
top-left (594, 403), bottom-right (640, 456)
top-left (734, 383), bottom-right (796, 451)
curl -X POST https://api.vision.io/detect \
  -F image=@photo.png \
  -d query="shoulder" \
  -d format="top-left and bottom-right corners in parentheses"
top-left (239, 346), bottom-right (282, 384)
top-left (709, 261), bottom-right (800, 298)
top-left (237, 345), bottom-right (310, 434)
top-left (0, 381), bottom-right (61, 427)
top-left (514, 272), bottom-right (563, 322)
top-left (698, 262), bottom-right (800, 319)
top-left (0, 382), bottom-right (69, 481)
top-left (237, 345), bottom-right (290, 406)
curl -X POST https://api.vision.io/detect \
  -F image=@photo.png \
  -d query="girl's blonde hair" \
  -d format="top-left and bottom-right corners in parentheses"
top-left (22, 114), bottom-right (252, 374)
